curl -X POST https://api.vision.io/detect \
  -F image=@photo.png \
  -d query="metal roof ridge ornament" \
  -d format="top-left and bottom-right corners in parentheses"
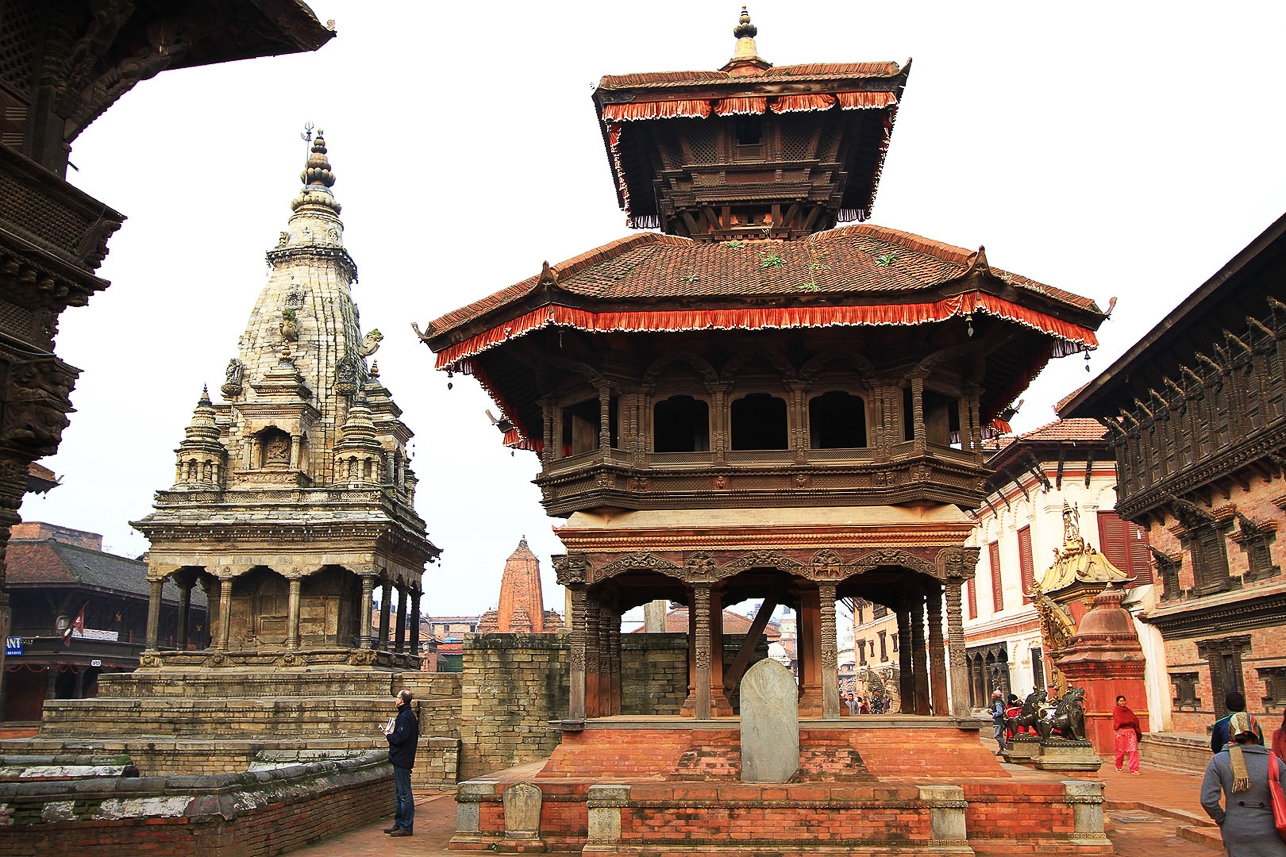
top-left (723, 6), bottom-right (771, 75)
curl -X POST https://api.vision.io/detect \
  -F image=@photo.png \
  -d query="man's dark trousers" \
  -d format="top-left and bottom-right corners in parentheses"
top-left (393, 765), bottom-right (413, 832)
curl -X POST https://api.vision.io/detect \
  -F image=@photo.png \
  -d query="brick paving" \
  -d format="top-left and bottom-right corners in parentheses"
top-left (284, 753), bottom-right (1228, 857)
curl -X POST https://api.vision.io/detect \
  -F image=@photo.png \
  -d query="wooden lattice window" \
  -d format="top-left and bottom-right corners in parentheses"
top-left (1017, 526), bottom-right (1034, 605)
top-left (1197, 635), bottom-right (1252, 718)
top-left (1149, 547), bottom-right (1183, 601)
top-left (1233, 516), bottom-right (1280, 582)
top-left (1098, 511), bottom-right (1153, 585)
top-left (1259, 667), bottom-right (1286, 711)
top-left (1190, 524), bottom-right (1233, 595)
top-left (872, 603), bottom-right (888, 620)
top-left (878, 630), bottom-right (888, 662)
top-left (989, 541), bottom-right (1003, 612)
top-left (1171, 672), bottom-right (1201, 711)
top-left (857, 639), bottom-right (867, 665)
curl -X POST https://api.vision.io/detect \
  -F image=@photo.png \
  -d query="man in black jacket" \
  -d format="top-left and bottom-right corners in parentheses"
top-left (382, 689), bottom-right (419, 837)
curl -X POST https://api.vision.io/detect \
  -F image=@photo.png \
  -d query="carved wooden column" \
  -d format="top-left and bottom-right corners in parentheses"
top-left (692, 583), bottom-right (713, 720)
top-left (394, 582), bottom-right (408, 654)
top-left (910, 589), bottom-right (930, 714)
top-left (146, 577), bottom-right (164, 650)
top-left (945, 579), bottom-right (970, 717)
top-left (359, 574), bottom-right (375, 648)
top-left (789, 383), bottom-right (806, 463)
top-left (926, 583), bottom-right (948, 716)
top-left (896, 600), bottom-right (913, 712)
top-left (286, 576), bottom-right (302, 650)
top-left (819, 582), bottom-right (840, 721)
top-left (409, 587), bottom-right (421, 656)
top-left (597, 602), bottom-right (613, 715)
top-left (540, 398), bottom-right (556, 464)
top-left (710, 384), bottom-right (727, 464)
top-left (218, 575), bottom-right (233, 651)
top-left (795, 585), bottom-right (823, 716)
top-left (599, 386), bottom-right (612, 452)
top-left (585, 594), bottom-right (601, 718)
top-left (568, 586), bottom-right (588, 720)
top-left (707, 591), bottom-right (732, 715)
top-left (911, 375), bottom-right (926, 452)
top-left (378, 579), bottom-right (392, 651)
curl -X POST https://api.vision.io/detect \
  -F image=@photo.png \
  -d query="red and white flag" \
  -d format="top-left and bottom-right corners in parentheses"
top-left (62, 604), bottom-right (86, 646)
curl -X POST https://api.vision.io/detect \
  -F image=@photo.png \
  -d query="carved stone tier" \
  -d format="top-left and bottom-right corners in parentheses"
top-left (138, 647), bottom-right (419, 671)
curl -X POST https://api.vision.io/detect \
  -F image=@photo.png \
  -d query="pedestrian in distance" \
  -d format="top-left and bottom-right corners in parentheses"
top-left (991, 689), bottom-right (1008, 755)
top-left (1213, 691), bottom-right (1265, 753)
top-left (381, 689), bottom-right (419, 837)
top-left (1200, 711), bottom-right (1286, 856)
top-left (1113, 694), bottom-right (1143, 774)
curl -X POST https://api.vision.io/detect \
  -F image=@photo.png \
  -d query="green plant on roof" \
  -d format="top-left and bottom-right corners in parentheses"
top-left (682, 273), bottom-right (700, 284)
top-left (809, 262), bottom-right (829, 271)
top-left (723, 240), bottom-right (746, 248)
top-left (796, 281), bottom-right (820, 292)
top-left (875, 253), bottom-right (898, 267)
top-left (759, 252), bottom-right (785, 268)
top-left (281, 308), bottom-right (297, 320)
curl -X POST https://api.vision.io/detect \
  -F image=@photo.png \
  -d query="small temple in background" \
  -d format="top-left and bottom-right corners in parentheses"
top-left (423, 9), bottom-right (1116, 854)
top-left (478, 538), bottom-right (563, 633)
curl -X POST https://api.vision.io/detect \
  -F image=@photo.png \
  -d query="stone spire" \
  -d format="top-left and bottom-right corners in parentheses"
top-left (478, 537), bottom-right (562, 633)
top-left (292, 130), bottom-right (341, 216)
top-left (173, 386), bottom-right (227, 489)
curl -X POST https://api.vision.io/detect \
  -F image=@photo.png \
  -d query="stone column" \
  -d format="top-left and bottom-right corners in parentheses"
top-left (218, 576), bottom-right (233, 651)
top-left (359, 575), bottom-right (375, 648)
top-left (910, 590), bottom-right (930, 715)
top-left (410, 587), bottom-right (421, 656)
top-left (692, 584), bottom-right (713, 720)
top-left (45, 666), bottom-right (58, 699)
top-left (643, 600), bottom-right (667, 632)
top-left (926, 584), bottom-right (948, 716)
top-left (290, 433), bottom-right (301, 469)
top-left (896, 602), bottom-right (913, 712)
top-left (394, 582), bottom-right (408, 654)
top-left (175, 578), bottom-right (192, 649)
top-left (378, 579), bottom-right (392, 651)
top-left (945, 579), bottom-right (970, 717)
top-left (73, 667), bottom-right (86, 699)
top-left (197, 577), bottom-right (214, 649)
top-left (819, 582), bottom-right (840, 721)
top-left (286, 576), bottom-right (302, 650)
top-left (144, 576), bottom-right (165, 650)
top-left (568, 587), bottom-right (588, 721)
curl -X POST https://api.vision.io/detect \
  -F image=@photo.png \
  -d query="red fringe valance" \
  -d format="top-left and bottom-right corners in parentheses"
top-left (502, 428), bottom-right (540, 452)
top-left (435, 293), bottom-right (1099, 370)
top-left (714, 96), bottom-right (767, 115)
top-left (603, 100), bottom-right (713, 121)
top-left (771, 94), bottom-right (837, 113)
top-left (837, 91), bottom-right (898, 110)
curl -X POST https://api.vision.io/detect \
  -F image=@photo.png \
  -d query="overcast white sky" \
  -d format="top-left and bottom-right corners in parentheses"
top-left (20, 2), bottom-right (1286, 617)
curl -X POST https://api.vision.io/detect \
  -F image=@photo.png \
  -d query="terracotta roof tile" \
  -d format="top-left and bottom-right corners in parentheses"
top-left (426, 226), bottom-right (1099, 339)
top-left (1015, 417), bottom-right (1107, 443)
top-left (597, 62), bottom-right (903, 91)
top-left (5, 540), bottom-right (196, 604)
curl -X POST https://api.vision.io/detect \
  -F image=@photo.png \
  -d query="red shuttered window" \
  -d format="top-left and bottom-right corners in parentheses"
top-left (989, 541), bottom-right (1004, 612)
top-left (966, 577), bottom-right (977, 620)
top-left (1017, 526), bottom-right (1035, 605)
top-left (1097, 510), bottom-right (1152, 585)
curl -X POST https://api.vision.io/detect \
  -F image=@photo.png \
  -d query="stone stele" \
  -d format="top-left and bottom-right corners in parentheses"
top-left (740, 658), bottom-right (800, 783)
top-left (502, 781), bottom-right (543, 842)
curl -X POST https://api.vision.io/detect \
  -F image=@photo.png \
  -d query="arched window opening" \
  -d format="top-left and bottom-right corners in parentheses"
top-left (809, 391), bottom-right (867, 448)
top-left (653, 395), bottom-right (709, 453)
top-left (730, 393), bottom-right (788, 450)
top-left (259, 427), bottom-right (291, 468)
top-left (923, 390), bottom-right (961, 448)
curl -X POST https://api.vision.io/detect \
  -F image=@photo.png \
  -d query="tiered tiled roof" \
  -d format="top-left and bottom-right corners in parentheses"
top-left (598, 62), bottom-right (904, 91)
top-left (6, 539), bottom-right (197, 605)
top-left (426, 226), bottom-right (1102, 367)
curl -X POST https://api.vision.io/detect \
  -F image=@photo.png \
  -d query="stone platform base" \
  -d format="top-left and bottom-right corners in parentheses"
top-left (452, 719), bottom-right (1113, 855)
top-left (1139, 732), bottom-right (1209, 772)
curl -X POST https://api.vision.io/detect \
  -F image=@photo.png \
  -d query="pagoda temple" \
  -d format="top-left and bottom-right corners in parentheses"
top-left (131, 133), bottom-right (438, 670)
top-left (422, 10), bottom-right (1114, 854)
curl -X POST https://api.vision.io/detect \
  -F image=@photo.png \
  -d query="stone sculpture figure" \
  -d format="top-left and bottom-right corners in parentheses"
top-left (1007, 689), bottom-right (1047, 736)
top-left (1037, 687), bottom-right (1087, 742)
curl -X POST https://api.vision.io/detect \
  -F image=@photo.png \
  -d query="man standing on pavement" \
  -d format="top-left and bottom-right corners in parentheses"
top-left (1210, 691), bottom-right (1263, 753)
top-left (382, 689), bottom-right (419, 837)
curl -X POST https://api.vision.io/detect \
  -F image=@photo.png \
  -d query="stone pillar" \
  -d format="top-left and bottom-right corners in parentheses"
top-left (945, 579), bottom-right (970, 717)
top-left (692, 584), bottom-right (713, 720)
top-left (176, 578), bottom-right (192, 649)
top-left (378, 579), bottom-right (392, 651)
top-left (585, 784), bottom-right (629, 852)
top-left (919, 785), bottom-right (968, 850)
top-left (146, 577), bottom-right (164, 650)
top-left (218, 575), bottom-right (233, 651)
top-left (926, 584), bottom-right (948, 716)
top-left (1064, 781), bottom-right (1110, 846)
top-left (359, 574), bottom-right (375, 648)
top-left (45, 666), bottom-right (58, 699)
top-left (394, 582), bottom-right (408, 654)
top-left (568, 587), bottom-right (588, 721)
top-left (289, 433), bottom-right (301, 469)
top-left (197, 577), bottom-right (214, 649)
top-left (643, 599), bottom-right (667, 632)
top-left (286, 576), bottom-right (302, 650)
top-left (896, 602), bottom-right (914, 712)
top-left (410, 587), bottom-right (421, 656)
top-left (819, 582), bottom-right (840, 721)
top-left (73, 667), bottom-right (86, 699)
top-left (910, 589), bottom-right (930, 715)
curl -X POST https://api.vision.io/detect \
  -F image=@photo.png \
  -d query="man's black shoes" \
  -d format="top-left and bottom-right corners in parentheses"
top-left (389, 829), bottom-right (413, 837)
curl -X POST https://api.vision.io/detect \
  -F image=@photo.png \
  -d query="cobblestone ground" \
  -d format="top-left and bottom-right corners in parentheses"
top-left (285, 757), bottom-right (1229, 857)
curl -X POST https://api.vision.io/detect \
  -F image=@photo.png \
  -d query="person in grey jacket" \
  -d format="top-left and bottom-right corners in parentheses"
top-left (1200, 711), bottom-right (1286, 856)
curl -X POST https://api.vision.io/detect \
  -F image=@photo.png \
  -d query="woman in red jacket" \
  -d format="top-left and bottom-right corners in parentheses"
top-left (1113, 694), bottom-right (1143, 774)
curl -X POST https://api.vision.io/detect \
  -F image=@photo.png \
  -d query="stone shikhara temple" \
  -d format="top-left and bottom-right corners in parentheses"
top-left (132, 132), bottom-right (438, 670)
top-left (422, 11), bottom-right (1115, 855)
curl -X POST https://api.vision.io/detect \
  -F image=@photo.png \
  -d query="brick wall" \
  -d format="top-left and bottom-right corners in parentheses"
top-left (0, 752), bottom-right (391, 857)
